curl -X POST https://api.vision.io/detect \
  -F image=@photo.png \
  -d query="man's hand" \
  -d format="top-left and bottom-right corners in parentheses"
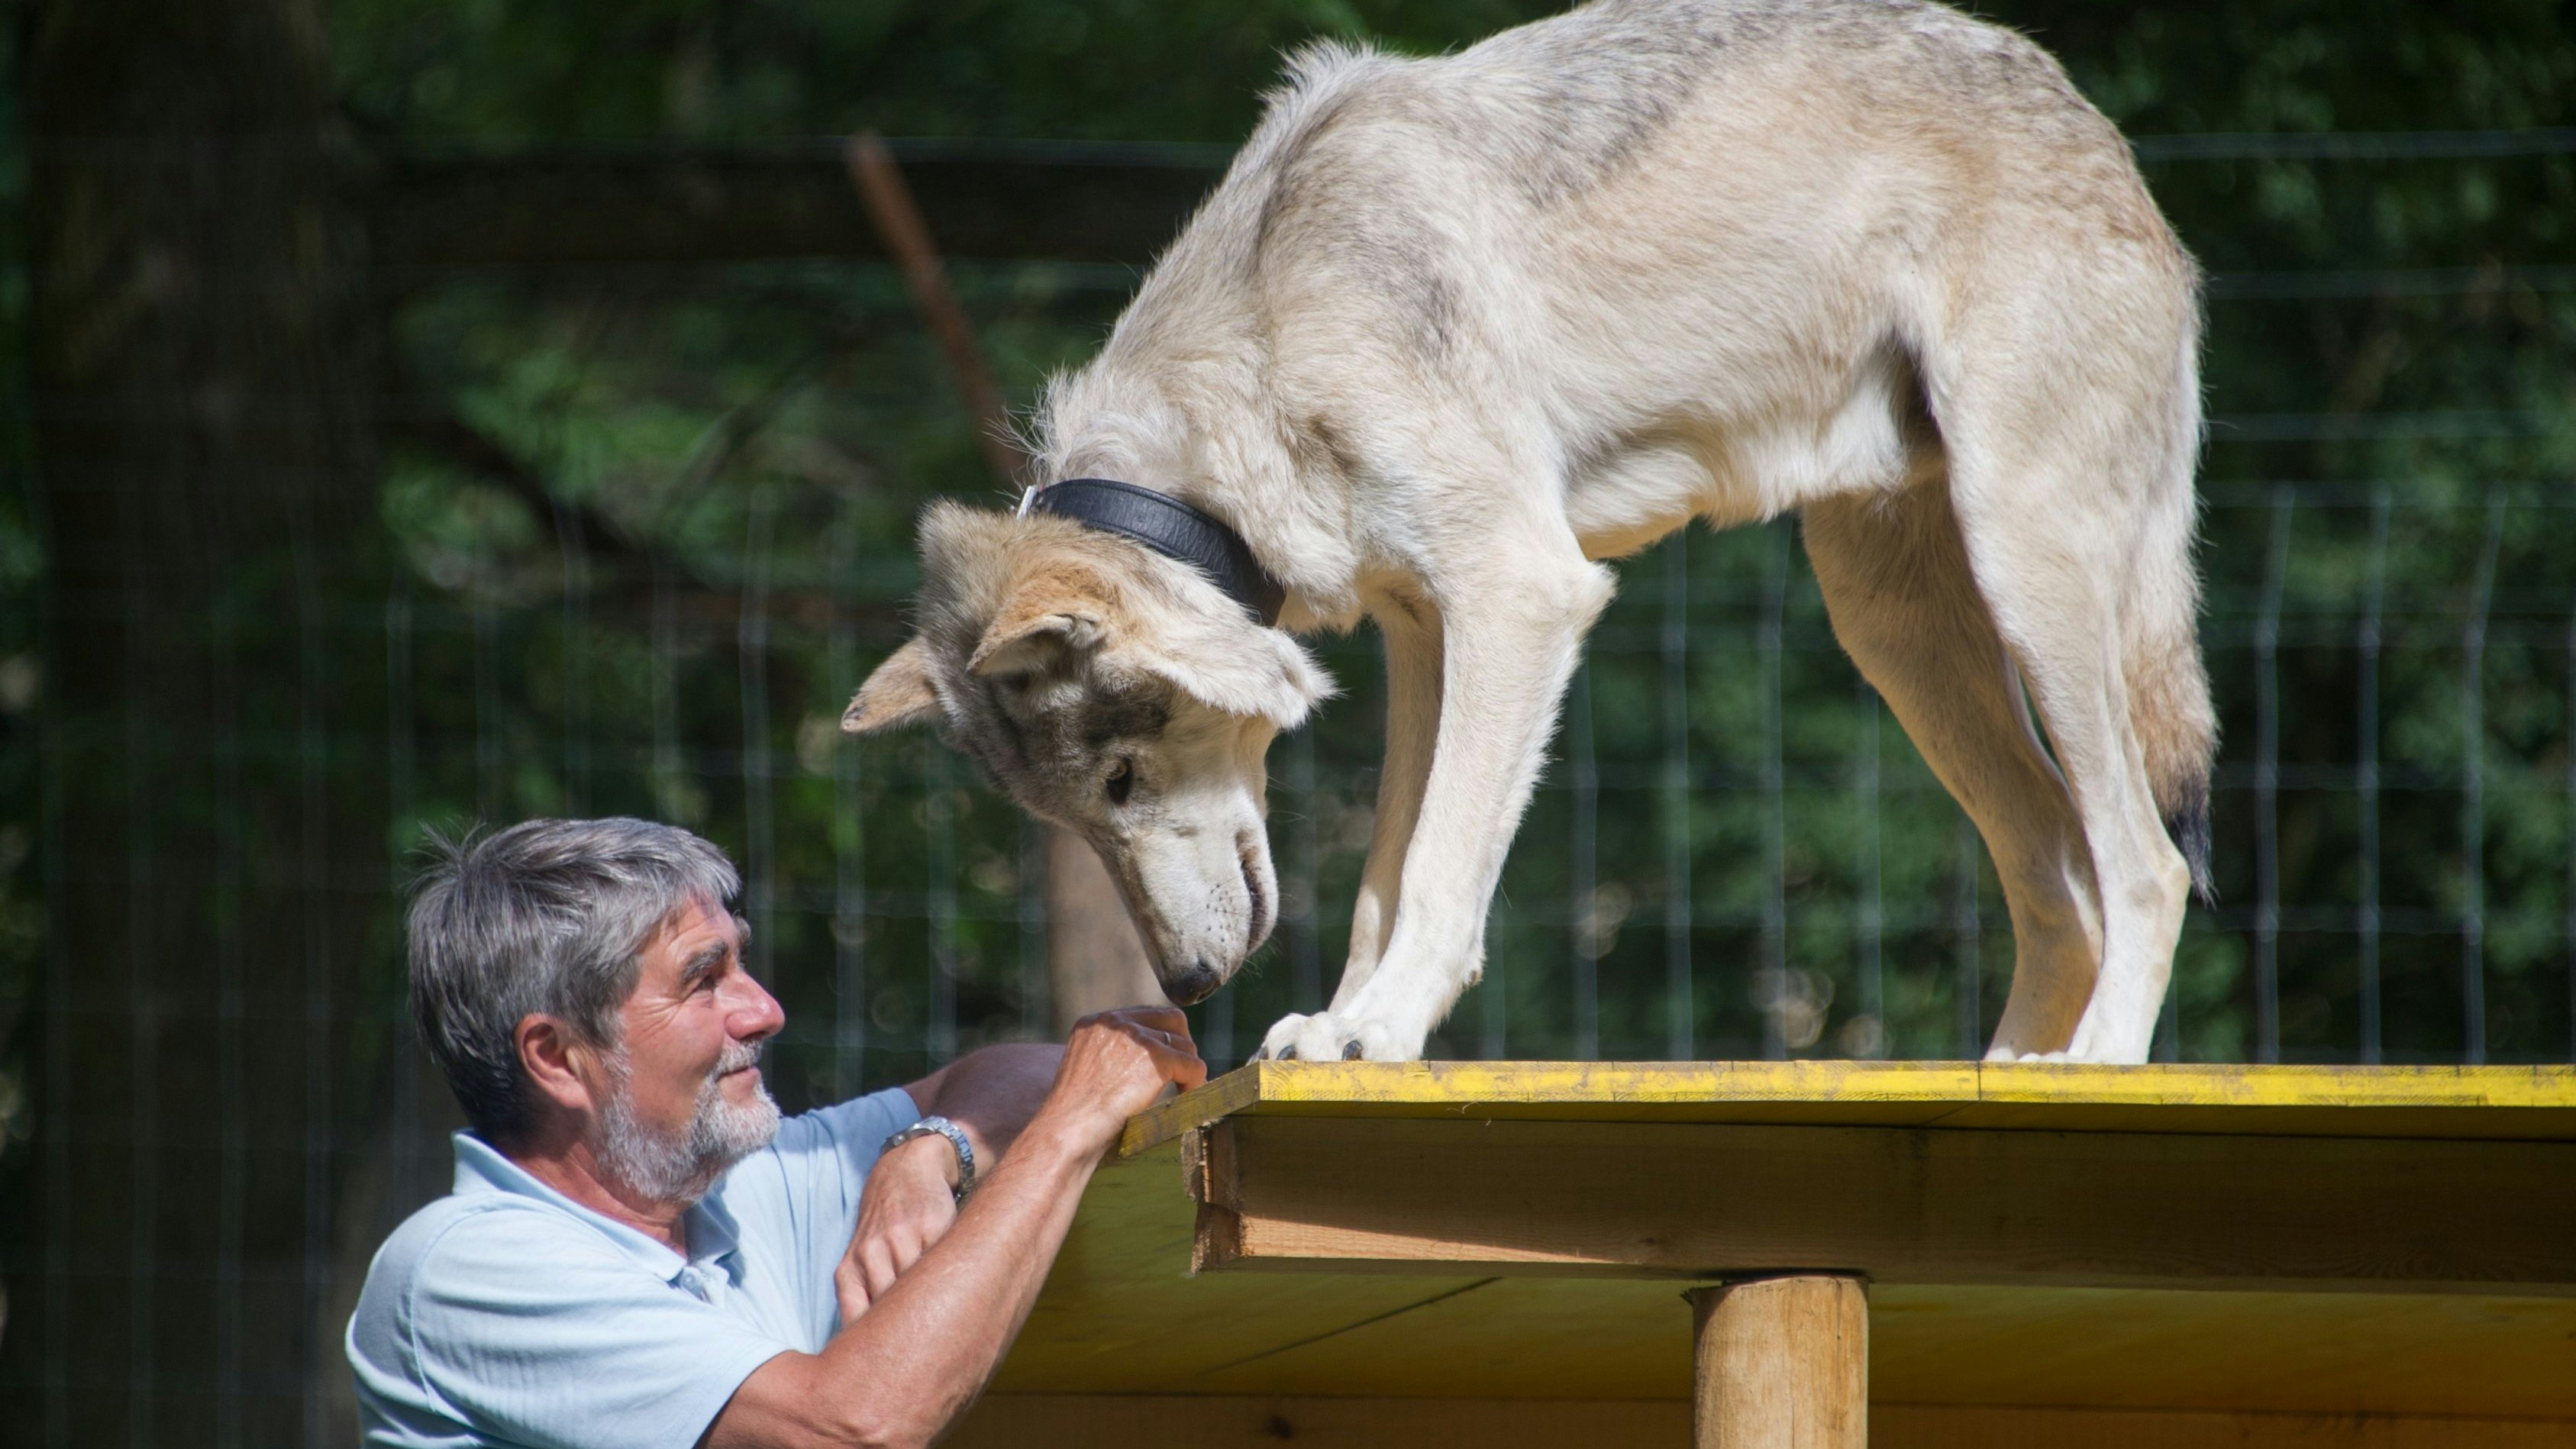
top-left (837, 1133), bottom-right (959, 1325)
top-left (1035, 1006), bottom-right (1208, 1157)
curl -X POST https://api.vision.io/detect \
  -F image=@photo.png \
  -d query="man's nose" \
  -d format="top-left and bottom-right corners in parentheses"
top-left (727, 972), bottom-right (786, 1042)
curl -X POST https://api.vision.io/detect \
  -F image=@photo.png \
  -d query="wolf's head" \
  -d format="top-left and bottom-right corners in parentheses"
top-left (843, 501), bottom-right (1332, 1006)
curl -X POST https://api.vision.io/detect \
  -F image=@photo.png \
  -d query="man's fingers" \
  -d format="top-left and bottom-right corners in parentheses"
top-left (860, 1241), bottom-right (899, 1300)
top-left (834, 1254), bottom-right (872, 1326)
top-left (1080, 1005), bottom-right (1190, 1038)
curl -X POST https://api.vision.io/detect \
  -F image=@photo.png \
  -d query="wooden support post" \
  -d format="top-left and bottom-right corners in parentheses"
top-left (1687, 1276), bottom-right (1867, 1449)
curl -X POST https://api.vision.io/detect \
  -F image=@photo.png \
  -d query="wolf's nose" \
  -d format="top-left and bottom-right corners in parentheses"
top-left (1163, 961), bottom-right (1222, 1005)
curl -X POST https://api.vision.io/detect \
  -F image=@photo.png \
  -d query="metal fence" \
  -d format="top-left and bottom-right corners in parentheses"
top-left (371, 481), bottom-right (2576, 1105)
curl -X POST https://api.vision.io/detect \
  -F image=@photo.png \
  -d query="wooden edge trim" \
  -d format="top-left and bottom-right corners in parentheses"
top-left (1251, 1060), bottom-right (1982, 1108)
top-left (1122, 1065), bottom-right (1265, 1157)
top-left (1976, 1062), bottom-right (2576, 1110)
top-left (1125, 1063), bottom-right (2576, 1151)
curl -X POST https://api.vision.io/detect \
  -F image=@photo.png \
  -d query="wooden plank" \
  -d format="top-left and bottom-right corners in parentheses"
top-left (947, 1396), bottom-right (2574, 1448)
top-left (1186, 1116), bottom-right (2576, 1291)
top-left (1123, 1061), bottom-right (1982, 1153)
top-left (996, 1142), bottom-right (1506, 1393)
top-left (1122, 1062), bottom-right (2576, 1154)
top-left (996, 1228), bottom-right (2576, 1416)
top-left (1871, 1406), bottom-right (2576, 1448)
top-left (1867, 1286), bottom-right (2576, 1418)
top-left (1693, 1276), bottom-right (1869, 1447)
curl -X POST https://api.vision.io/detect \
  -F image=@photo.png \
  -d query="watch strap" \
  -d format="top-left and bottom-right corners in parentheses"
top-left (883, 1115), bottom-right (976, 1202)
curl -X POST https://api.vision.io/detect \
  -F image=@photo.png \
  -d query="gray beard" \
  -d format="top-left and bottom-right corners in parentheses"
top-left (597, 1037), bottom-right (781, 1207)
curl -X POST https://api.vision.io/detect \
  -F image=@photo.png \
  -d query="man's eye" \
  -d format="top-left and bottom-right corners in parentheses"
top-left (1105, 759), bottom-right (1135, 806)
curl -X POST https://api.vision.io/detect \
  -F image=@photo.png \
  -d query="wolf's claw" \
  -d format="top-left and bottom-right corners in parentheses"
top-left (1258, 1010), bottom-right (1416, 1063)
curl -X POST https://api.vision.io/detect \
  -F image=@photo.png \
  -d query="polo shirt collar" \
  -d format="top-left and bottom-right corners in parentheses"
top-left (450, 1131), bottom-right (744, 1286)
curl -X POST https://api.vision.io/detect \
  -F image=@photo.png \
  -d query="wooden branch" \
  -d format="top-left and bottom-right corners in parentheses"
top-left (376, 142), bottom-right (1224, 270)
top-left (844, 133), bottom-right (1025, 485)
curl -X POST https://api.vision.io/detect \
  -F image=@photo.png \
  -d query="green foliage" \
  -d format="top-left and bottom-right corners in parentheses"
top-left (10, 0), bottom-right (2574, 1110)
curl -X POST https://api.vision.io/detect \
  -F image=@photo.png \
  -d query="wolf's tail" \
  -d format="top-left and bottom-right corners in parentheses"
top-left (2125, 347), bottom-right (2217, 903)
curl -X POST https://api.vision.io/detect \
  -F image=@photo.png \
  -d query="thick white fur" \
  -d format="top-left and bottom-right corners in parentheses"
top-left (861, 0), bottom-right (2216, 1063)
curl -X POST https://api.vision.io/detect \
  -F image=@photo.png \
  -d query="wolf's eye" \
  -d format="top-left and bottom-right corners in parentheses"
top-left (1105, 759), bottom-right (1135, 806)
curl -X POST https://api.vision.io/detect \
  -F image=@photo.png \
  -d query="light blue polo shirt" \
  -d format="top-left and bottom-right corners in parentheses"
top-left (347, 1086), bottom-right (920, 1449)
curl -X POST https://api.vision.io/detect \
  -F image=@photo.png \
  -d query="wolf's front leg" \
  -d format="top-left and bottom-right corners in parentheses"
top-left (1261, 547), bottom-right (1613, 1061)
top-left (1333, 593), bottom-right (1442, 1000)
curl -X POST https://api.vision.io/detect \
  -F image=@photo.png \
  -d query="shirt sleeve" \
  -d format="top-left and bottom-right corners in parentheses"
top-left (402, 1205), bottom-right (792, 1449)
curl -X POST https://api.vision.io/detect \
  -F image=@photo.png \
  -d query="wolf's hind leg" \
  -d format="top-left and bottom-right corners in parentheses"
top-left (1933, 445), bottom-right (2193, 1065)
top-left (1806, 486), bottom-right (2104, 1059)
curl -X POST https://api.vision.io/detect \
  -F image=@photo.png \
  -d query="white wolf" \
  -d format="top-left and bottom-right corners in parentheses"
top-left (845, 0), bottom-right (2213, 1064)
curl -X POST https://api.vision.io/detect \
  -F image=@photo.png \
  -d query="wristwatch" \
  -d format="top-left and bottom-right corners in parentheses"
top-left (882, 1115), bottom-right (976, 1203)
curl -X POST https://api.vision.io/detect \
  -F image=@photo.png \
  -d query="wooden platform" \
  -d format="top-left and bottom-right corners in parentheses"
top-left (950, 1062), bottom-right (2576, 1447)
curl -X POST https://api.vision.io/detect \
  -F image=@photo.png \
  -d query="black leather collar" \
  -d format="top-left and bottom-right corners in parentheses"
top-left (1022, 478), bottom-right (1287, 627)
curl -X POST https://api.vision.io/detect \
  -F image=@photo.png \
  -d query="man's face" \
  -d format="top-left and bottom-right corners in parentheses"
top-left (589, 899), bottom-right (786, 1203)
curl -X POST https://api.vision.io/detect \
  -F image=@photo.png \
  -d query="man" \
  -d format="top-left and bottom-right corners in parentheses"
top-left (347, 818), bottom-right (1204, 1449)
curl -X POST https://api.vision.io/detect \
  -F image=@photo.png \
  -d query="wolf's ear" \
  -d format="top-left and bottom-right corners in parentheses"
top-left (968, 565), bottom-right (1115, 678)
top-left (1118, 610), bottom-right (1335, 728)
top-left (842, 637), bottom-right (942, 734)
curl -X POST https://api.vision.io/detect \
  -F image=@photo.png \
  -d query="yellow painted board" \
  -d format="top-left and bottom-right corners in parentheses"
top-left (998, 1141), bottom-right (2576, 1415)
top-left (1122, 1061), bottom-right (2576, 1154)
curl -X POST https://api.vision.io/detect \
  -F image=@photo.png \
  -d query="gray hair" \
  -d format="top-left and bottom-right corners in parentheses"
top-left (406, 818), bottom-right (741, 1144)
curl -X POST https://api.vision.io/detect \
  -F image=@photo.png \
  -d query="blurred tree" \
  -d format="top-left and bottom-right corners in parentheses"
top-left (9, 0), bottom-right (393, 1442)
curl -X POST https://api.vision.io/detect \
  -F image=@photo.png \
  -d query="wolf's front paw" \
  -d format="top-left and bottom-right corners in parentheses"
top-left (1254, 1012), bottom-right (1413, 1063)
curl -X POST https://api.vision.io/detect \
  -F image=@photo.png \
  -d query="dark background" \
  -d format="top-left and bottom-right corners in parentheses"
top-left (2, 0), bottom-right (2573, 1440)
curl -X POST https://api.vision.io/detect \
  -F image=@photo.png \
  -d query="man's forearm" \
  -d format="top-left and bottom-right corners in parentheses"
top-left (912, 1043), bottom-right (1061, 1163)
top-left (709, 1106), bottom-right (1102, 1449)
top-left (712, 1007), bottom-right (1203, 1449)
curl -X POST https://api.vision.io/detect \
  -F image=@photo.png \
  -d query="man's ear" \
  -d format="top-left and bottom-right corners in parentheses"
top-left (842, 637), bottom-right (943, 734)
top-left (516, 1015), bottom-right (597, 1117)
top-left (967, 563), bottom-right (1115, 678)
top-left (1115, 608), bottom-right (1335, 728)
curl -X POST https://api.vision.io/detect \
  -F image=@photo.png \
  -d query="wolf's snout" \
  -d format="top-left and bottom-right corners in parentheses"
top-left (1163, 961), bottom-right (1222, 1006)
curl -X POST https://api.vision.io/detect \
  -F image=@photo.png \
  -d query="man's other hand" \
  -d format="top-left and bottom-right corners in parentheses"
top-left (837, 1133), bottom-right (960, 1325)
